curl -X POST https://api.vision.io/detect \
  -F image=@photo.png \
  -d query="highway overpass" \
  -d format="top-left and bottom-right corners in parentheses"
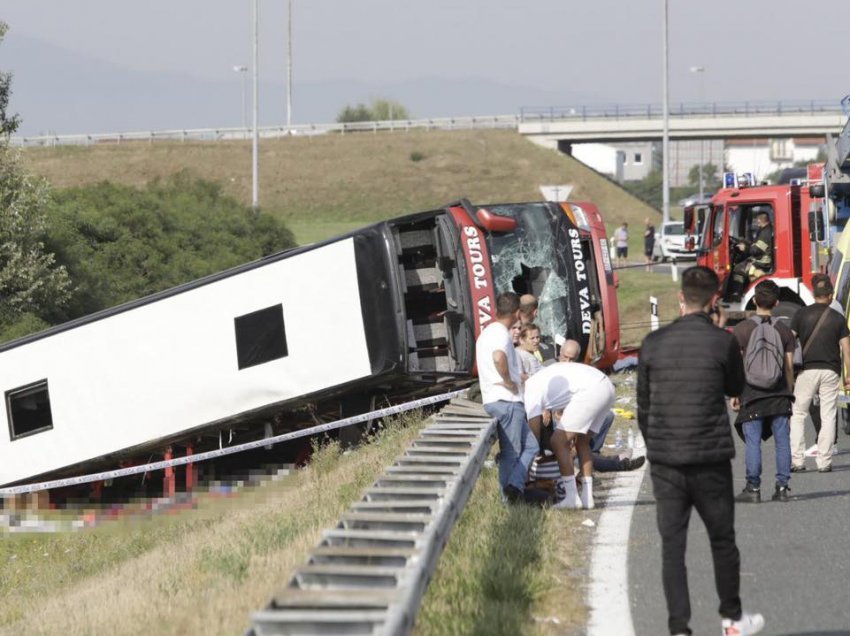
top-left (519, 100), bottom-right (848, 151)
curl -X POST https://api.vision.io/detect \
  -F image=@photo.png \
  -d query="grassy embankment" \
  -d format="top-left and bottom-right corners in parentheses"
top-left (23, 129), bottom-right (656, 251)
top-left (10, 130), bottom-right (678, 632)
top-left (0, 410), bottom-right (610, 635)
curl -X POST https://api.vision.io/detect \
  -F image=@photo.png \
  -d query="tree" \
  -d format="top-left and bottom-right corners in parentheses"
top-left (621, 169), bottom-right (694, 212)
top-left (687, 163), bottom-right (721, 192)
top-left (0, 144), bottom-right (72, 340)
top-left (44, 172), bottom-right (296, 320)
top-left (0, 22), bottom-right (21, 137)
top-left (370, 99), bottom-right (409, 121)
top-left (336, 103), bottom-right (373, 123)
top-left (0, 27), bottom-right (69, 342)
top-left (336, 98), bottom-right (410, 123)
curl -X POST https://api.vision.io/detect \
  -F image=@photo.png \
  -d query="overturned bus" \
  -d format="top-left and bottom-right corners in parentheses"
top-left (0, 199), bottom-right (619, 490)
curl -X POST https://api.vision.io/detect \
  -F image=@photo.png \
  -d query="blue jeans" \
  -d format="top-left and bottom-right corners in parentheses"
top-left (484, 400), bottom-right (539, 493)
top-left (590, 410), bottom-right (616, 453)
top-left (742, 415), bottom-right (791, 488)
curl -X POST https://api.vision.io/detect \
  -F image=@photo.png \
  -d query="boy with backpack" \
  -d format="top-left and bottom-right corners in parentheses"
top-left (732, 280), bottom-right (797, 503)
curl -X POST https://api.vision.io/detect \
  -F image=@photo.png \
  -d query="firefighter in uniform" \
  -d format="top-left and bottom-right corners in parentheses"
top-left (728, 211), bottom-right (773, 301)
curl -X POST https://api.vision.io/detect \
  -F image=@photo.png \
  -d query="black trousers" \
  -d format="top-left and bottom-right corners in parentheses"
top-left (650, 461), bottom-right (742, 635)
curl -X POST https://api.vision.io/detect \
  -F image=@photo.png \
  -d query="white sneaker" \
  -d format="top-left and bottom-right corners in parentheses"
top-left (804, 444), bottom-right (818, 458)
top-left (721, 612), bottom-right (765, 636)
top-left (552, 477), bottom-right (581, 510)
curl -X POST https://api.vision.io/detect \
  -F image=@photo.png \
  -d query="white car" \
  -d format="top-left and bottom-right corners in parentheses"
top-left (652, 221), bottom-right (697, 263)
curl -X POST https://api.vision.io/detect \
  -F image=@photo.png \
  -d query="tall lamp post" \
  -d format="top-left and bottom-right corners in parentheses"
top-left (690, 65), bottom-right (706, 199)
top-left (661, 0), bottom-right (670, 224)
top-left (287, 0), bottom-right (293, 129)
top-left (252, 0), bottom-right (259, 209)
top-left (232, 65), bottom-right (248, 134)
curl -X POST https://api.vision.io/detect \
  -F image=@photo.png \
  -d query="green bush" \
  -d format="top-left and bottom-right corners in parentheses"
top-left (410, 151), bottom-right (425, 162)
top-left (44, 171), bottom-right (296, 321)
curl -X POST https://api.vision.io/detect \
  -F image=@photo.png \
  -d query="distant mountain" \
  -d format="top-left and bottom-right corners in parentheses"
top-left (4, 33), bottom-right (603, 136)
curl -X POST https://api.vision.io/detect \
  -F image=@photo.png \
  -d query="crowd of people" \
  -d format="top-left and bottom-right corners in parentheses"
top-left (475, 266), bottom-right (850, 636)
top-left (475, 292), bottom-right (643, 510)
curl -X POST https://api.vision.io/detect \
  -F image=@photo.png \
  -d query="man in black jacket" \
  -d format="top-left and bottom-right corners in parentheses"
top-left (638, 266), bottom-right (764, 636)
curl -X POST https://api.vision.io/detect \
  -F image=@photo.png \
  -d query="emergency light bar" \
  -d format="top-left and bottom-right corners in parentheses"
top-left (722, 172), bottom-right (756, 189)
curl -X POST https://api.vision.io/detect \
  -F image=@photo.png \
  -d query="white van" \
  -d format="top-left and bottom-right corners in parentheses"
top-left (652, 221), bottom-right (697, 263)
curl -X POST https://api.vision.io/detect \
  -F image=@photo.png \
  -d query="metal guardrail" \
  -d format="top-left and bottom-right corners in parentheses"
top-left (9, 115), bottom-right (520, 148)
top-left (249, 397), bottom-right (495, 636)
top-left (519, 99), bottom-right (845, 122)
top-left (11, 100), bottom-right (842, 148)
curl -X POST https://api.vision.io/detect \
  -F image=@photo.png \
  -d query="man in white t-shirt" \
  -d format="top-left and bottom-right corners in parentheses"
top-left (614, 222), bottom-right (629, 268)
top-left (476, 291), bottom-right (542, 504)
top-left (525, 361), bottom-right (615, 509)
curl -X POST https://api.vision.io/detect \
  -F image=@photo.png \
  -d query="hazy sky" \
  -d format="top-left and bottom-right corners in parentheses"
top-left (2, 1), bottom-right (849, 134)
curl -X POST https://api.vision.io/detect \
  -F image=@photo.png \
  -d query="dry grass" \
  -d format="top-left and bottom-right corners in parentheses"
top-left (0, 416), bottom-right (427, 636)
top-left (21, 130), bottom-right (659, 246)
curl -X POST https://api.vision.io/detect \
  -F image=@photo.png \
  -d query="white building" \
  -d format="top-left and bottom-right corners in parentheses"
top-left (568, 137), bottom-right (824, 186)
top-left (570, 141), bottom-right (660, 182)
top-left (724, 137), bottom-right (824, 183)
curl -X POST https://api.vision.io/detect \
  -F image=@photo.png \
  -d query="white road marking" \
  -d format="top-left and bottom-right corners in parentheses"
top-left (587, 456), bottom-right (646, 636)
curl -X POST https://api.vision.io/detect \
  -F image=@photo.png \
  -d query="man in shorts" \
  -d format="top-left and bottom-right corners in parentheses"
top-left (614, 221), bottom-right (629, 268)
top-left (524, 361), bottom-right (615, 509)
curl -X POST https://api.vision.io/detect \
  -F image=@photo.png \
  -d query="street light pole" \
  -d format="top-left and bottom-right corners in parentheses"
top-left (690, 65), bottom-right (706, 199)
top-left (232, 65), bottom-right (248, 134)
top-left (661, 0), bottom-right (670, 224)
top-left (252, 0), bottom-right (259, 209)
top-left (287, 0), bottom-right (293, 130)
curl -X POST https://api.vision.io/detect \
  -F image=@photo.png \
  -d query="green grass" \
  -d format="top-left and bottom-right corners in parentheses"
top-left (286, 219), bottom-right (366, 245)
top-left (21, 130), bottom-right (660, 249)
top-left (615, 267), bottom-right (682, 347)
top-left (0, 415), bottom-right (429, 635)
top-left (415, 463), bottom-right (590, 635)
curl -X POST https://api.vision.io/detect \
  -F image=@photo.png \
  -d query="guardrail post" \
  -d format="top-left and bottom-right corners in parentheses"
top-left (164, 446), bottom-right (176, 498)
top-left (185, 444), bottom-right (195, 491)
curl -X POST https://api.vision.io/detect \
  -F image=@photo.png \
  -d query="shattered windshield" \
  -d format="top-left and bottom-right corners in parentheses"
top-left (484, 203), bottom-right (579, 343)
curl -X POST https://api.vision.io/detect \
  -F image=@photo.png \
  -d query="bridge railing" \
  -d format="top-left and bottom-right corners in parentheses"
top-left (10, 101), bottom-right (844, 148)
top-left (9, 115), bottom-right (521, 148)
top-left (519, 99), bottom-right (845, 122)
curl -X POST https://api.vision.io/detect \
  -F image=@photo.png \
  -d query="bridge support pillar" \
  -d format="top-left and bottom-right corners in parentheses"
top-left (557, 139), bottom-right (573, 156)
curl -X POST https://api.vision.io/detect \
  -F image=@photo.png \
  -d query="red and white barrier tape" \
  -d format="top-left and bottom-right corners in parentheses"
top-left (0, 389), bottom-right (467, 496)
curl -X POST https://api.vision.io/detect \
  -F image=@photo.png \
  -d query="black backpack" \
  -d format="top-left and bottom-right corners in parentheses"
top-left (744, 316), bottom-right (784, 389)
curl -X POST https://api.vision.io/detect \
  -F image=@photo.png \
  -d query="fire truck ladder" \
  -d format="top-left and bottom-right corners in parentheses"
top-left (249, 398), bottom-right (495, 636)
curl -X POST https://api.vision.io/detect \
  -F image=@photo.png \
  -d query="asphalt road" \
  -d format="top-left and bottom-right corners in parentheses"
top-left (629, 423), bottom-right (850, 636)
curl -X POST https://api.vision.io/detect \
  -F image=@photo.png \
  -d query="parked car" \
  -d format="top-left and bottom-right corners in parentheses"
top-left (652, 221), bottom-right (697, 262)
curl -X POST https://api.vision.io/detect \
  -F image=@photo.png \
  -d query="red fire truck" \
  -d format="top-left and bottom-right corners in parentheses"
top-left (686, 113), bottom-right (850, 319)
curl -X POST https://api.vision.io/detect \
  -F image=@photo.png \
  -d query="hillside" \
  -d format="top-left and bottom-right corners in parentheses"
top-left (21, 130), bottom-right (659, 247)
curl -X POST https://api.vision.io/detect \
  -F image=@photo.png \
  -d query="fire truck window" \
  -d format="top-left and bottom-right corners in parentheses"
top-left (712, 207), bottom-right (725, 247)
top-left (234, 304), bottom-right (289, 370)
top-left (6, 380), bottom-right (54, 441)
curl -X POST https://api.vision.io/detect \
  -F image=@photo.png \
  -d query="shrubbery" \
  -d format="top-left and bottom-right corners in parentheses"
top-left (44, 172), bottom-right (296, 323)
